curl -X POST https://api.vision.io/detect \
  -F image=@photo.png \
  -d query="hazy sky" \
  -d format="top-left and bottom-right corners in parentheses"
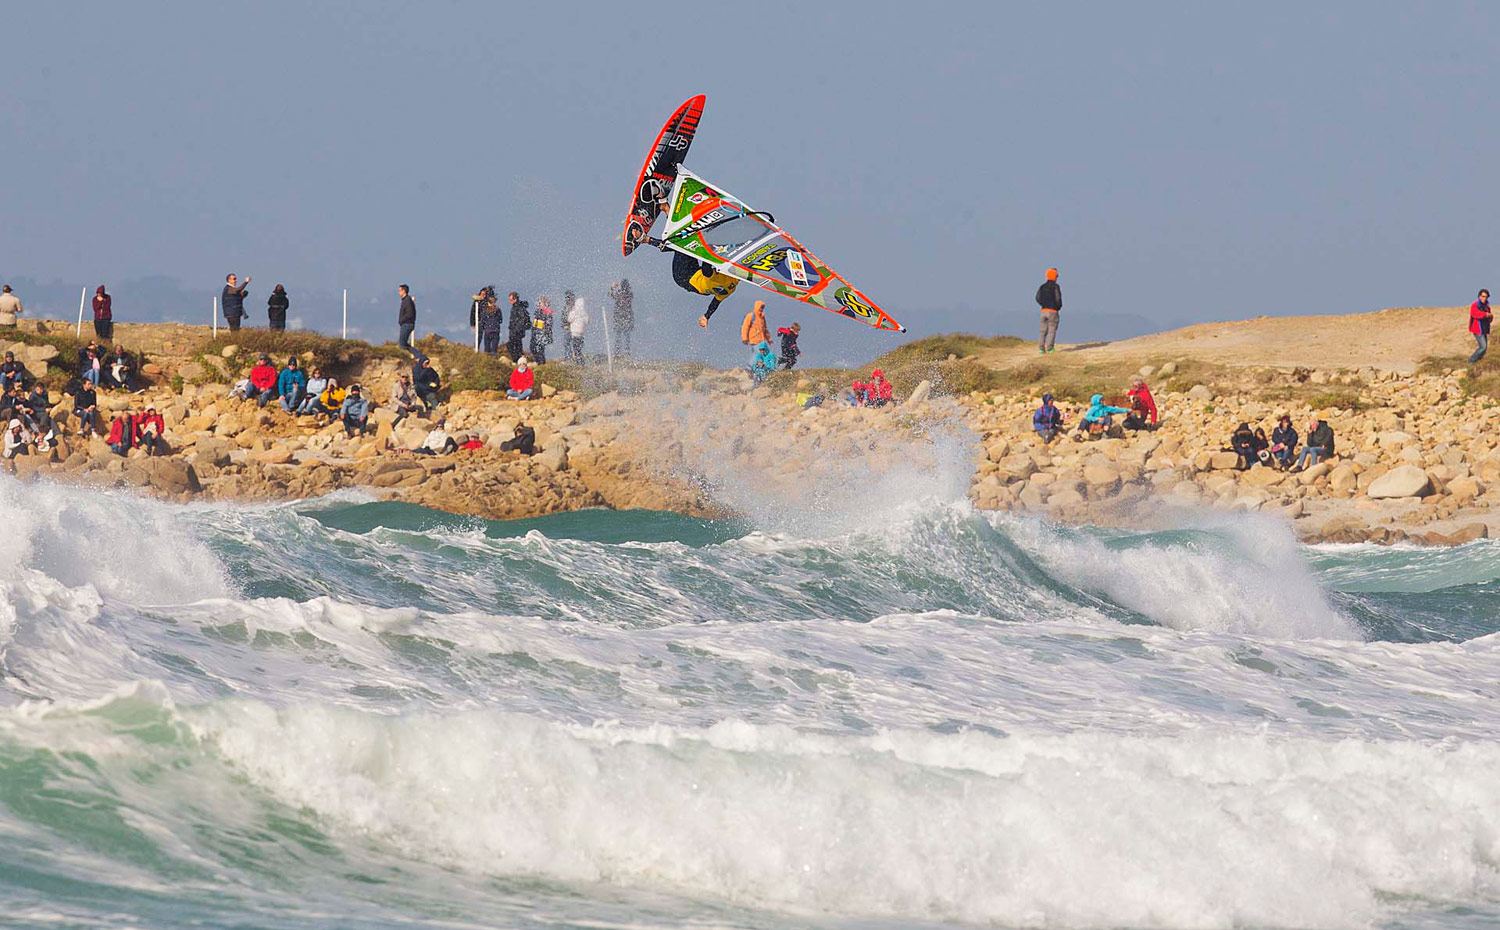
top-left (3, 2), bottom-right (1496, 364)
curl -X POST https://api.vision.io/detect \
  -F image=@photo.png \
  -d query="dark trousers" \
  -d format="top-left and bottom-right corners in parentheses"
top-left (93, 319), bottom-right (113, 340)
top-left (507, 335), bottom-right (525, 361)
top-left (226, 314), bottom-right (242, 332)
top-left (482, 330), bottom-right (501, 354)
top-left (398, 323), bottom-right (417, 355)
top-left (269, 317), bottom-right (286, 331)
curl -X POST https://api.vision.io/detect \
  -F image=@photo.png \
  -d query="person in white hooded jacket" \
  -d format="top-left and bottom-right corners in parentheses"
top-left (3, 418), bottom-right (31, 458)
top-left (566, 296), bottom-right (588, 365)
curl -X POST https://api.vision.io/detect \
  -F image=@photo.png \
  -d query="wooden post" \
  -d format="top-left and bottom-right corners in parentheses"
top-left (76, 288), bottom-right (86, 337)
top-left (342, 289), bottom-right (348, 339)
top-left (213, 296), bottom-right (218, 338)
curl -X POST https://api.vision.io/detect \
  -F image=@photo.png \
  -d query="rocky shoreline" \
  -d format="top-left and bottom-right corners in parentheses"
top-left (3, 320), bottom-right (1496, 546)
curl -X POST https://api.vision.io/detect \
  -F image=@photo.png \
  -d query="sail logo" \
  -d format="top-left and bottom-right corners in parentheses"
top-left (747, 248), bottom-right (788, 272)
top-left (786, 250), bottom-right (809, 287)
top-left (835, 287), bottom-right (875, 319)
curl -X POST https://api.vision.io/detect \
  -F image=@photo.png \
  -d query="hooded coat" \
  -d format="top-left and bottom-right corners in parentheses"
top-left (508, 300), bottom-right (532, 338)
top-left (1082, 394), bottom-right (1129, 424)
top-left (741, 302), bottom-right (769, 345)
top-left (751, 341), bottom-right (776, 375)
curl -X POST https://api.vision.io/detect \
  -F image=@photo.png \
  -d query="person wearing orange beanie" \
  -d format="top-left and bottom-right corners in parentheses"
top-left (1036, 268), bottom-right (1062, 354)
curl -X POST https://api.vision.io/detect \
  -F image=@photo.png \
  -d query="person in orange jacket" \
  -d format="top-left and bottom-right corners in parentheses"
top-left (741, 300), bottom-right (769, 346)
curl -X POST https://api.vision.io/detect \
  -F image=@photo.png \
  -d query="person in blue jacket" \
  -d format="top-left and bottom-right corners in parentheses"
top-left (750, 341), bottom-right (777, 385)
top-left (1033, 393), bottom-right (1065, 442)
top-left (338, 384), bottom-right (372, 437)
top-left (276, 358), bottom-right (308, 413)
top-left (1077, 393), bottom-right (1130, 439)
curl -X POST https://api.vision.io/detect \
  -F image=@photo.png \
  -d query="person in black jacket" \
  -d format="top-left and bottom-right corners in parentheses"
top-left (1270, 415), bottom-right (1298, 469)
top-left (0, 352), bottom-right (32, 392)
top-left (1293, 419), bottom-right (1335, 471)
top-left (413, 356), bottom-right (441, 413)
top-left (1230, 422), bottom-right (1260, 470)
top-left (267, 285), bottom-right (290, 331)
top-left (222, 273), bottom-right (250, 331)
top-left (776, 323), bottom-right (801, 369)
top-left (1036, 267), bottom-right (1062, 354)
top-left (499, 423), bottom-right (536, 455)
top-left (397, 284), bottom-right (418, 356)
top-left (506, 292), bottom-right (531, 362)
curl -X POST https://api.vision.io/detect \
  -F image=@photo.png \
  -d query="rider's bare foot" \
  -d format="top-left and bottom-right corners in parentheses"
top-left (698, 315), bottom-right (709, 328)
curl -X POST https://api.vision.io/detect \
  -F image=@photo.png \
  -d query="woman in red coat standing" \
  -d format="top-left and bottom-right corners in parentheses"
top-left (92, 286), bottom-right (113, 341)
top-left (1469, 288), bottom-right (1492, 364)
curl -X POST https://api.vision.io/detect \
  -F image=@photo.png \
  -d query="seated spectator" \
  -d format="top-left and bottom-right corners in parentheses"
top-left (3, 418), bottom-right (31, 459)
top-left (847, 379), bottom-right (869, 406)
top-left (1123, 376), bottom-right (1157, 430)
top-left (390, 372), bottom-right (420, 424)
top-left (277, 358), bottom-right (307, 413)
top-left (75, 341), bottom-right (101, 376)
top-left (339, 384), bottom-right (372, 437)
top-left (413, 357), bottom-right (442, 413)
top-left (507, 357), bottom-right (536, 400)
top-left (412, 419), bottom-right (456, 455)
top-left (1254, 427), bottom-right (1272, 466)
top-left (134, 404), bottom-right (167, 456)
top-left (458, 433), bottom-right (484, 451)
top-left (80, 345), bottom-right (103, 388)
top-left (19, 398), bottom-right (54, 455)
top-left (776, 323), bottom-right (801, 370)
top-left (0, 384), bottom-right (20, 423)
top-left (1293, 418), bottom-right (1335, 471)
top-left (499, 423), bottom-right (536, 455)
top-left (25, 382), bottom-right (48, 414)
top-left (297, 367), bottom-right (329, 415)
top-left (1229, 422), bottom-right (1260, 469)
top-left (1270, 415), bottom-right (1299, 470)
top-left (104, 347), bottom-right (137, 392)
top-left (313, 377), bottom-right (346, 418)
top-left (106, 410), bottom-right (137, 455)
top-left (0, 351), bottom-right (32, 392)
top-left (1033, 392), bottom-right (1065, 442)
top-left (869, 369), bottom-right (895, 407)
top-left (73, 383), bottom-right (102, 438)
top-left (248, 354), bottom-right (278, 408)
top-left (750, 342), bottom-right (777, 386)
top-left (1077, 393), bottom-right (1130, 439)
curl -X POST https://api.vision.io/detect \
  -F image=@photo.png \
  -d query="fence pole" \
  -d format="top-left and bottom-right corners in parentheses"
top-left (473, 301), bottom-right (480, 352)
top-left (342, 289), bottom-right (348, 339)
top-left (213, 296), bottom-right (218, 338)
top-left (76, 288), bottom-right (86, 337)
top-left (601, 299), bottom-right (614, 374)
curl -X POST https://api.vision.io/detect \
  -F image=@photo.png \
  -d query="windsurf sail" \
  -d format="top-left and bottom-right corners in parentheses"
top-left (658, 167), bottom-right (905, 333)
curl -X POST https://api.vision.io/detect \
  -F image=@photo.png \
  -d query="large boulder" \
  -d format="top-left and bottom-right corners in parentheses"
top-left (148, 459), bottom-right (202, 494)
top-left (1366, 465), bottom-right (1433, 499)
top-left (1208, 451), bottom-right (1240, 470)
top-left (906, 380), bottom-right (933, 405)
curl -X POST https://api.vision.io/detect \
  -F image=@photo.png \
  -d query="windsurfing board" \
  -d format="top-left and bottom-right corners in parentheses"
top-left (621, 94), bottom-right (706, 257)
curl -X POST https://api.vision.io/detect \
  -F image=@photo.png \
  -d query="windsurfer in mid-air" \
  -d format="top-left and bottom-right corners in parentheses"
top-left (668, 248), bottom-right (738, 327)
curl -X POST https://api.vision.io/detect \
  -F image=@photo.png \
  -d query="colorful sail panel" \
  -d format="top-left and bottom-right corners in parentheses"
top-left (661, 168), bottom-right (905, 333)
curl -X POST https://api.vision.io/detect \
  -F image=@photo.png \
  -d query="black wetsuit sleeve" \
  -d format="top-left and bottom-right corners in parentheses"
top-left (704, 297), bottom-right (723, 320)
top-left (672, 251), bottom-right (698, 290)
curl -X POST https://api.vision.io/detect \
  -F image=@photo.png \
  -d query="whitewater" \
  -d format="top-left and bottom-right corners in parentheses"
top-left (1, 426), bottom-right (1498, 930)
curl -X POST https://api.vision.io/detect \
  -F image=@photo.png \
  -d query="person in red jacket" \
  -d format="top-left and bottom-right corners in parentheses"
top-left (1124, 376), bottom-right (1158, 430)
top-left (248, 354), bottom-right (278, 407)
top-left (134, 404), bottom-right (167, 456)
top-left (869, 369), bottom-right (894, 407)
top-left (92, 286), bottom-right (113, 341)
top-left (1469, 288), bottom-right (1492, 364)
top-left (106, 411), bottom-right (137, 455)
top-left (507, 356), bottom-right (535, 400)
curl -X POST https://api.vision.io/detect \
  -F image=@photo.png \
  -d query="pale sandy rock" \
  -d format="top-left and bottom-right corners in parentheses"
top-left (220, 344), bottom-right (239, 359)
top-left (1366, 465), bottom-right (1433, 499)
top-left (906, 380), bottom-right (933, 405)
top-left (1208, 451), bottom-right (1240, 470)
top-left (997, 453), bottom-right (1037, 481)
top-left (1187, 384), bottom-right (1213, 400)
top-left (1242, 467), bottom-right (1285, 489)
top-left (1328, 463), bottom-right (1358, 493)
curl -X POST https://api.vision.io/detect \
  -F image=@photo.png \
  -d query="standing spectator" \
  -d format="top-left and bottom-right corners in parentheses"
top-left (0, 285), bottom-right (21, 328)
top-left (1123, 376), bottom-right (1157, 430)
top-left (506, 292), bottom-right (531, 362)
top-left (413, 357), bottom-right (442, 413)
top-left (740, 300), bottom-right (769, 347)
top-left (530, 295), bottom-right (554, 364)
top-left (0, 352), bottom-right (31, 392)
top-left (92, 286), bottom-right (113, 340)
top-left (507, 357), bottom-right (535, 400)
top-left (389, 372), bottom-right (420, 425)
top-left (248, 354), bottom-right (278, 408)
top-left (297, 367), bottom-right (328, 415)
top-left (134, 404), bottom-right (167, 456)
top-left (473, 286), bottom-right (502, 355)
top-left (776, 323), bottom-right (801, 369)
top-left (106, 410), bottom-right (137, 455)
top-left (565, 294), bottom-right (589, 365)
top-left (73, 382), bottom-right (103, 438)
top-left (339, 385), bottom-right (372, 437)
top-left (222, 274), bottom-right (251, 331)
top-left (1036, 267), bottom-right (1062, 354)
top-left (267, 284), bottom-right (290, 331)
top-left (397, 284), bottom-right (418, 355)
top-left (1469, 288), bottom-right (1492, 364)
top-left (277, 357), bottom-right (307, 413)
top-left (609, 279), bottom-right (635, 357)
